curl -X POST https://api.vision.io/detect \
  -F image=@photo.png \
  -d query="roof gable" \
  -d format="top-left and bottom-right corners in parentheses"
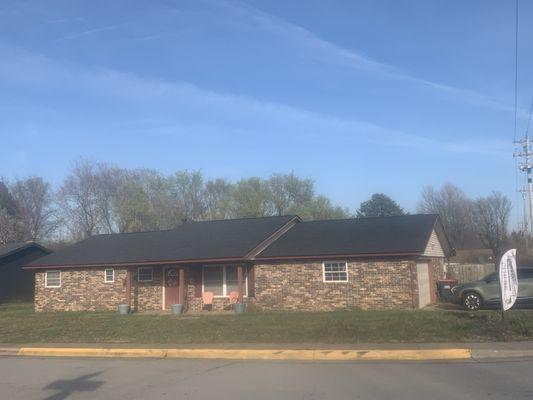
top-left (422, 229), bottom-right (445, 257)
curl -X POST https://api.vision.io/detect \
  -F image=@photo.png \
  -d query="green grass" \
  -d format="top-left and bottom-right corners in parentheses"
top-left (1, 303), bottom-right (533, 344)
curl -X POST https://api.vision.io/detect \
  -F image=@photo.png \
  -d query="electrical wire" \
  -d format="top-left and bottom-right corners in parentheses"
top-left (513, 0), bottom-right (519, 142)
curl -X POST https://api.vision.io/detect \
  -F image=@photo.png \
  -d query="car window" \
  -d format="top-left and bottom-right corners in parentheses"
top-left (518, 269), bottom-right (533, 280)
top-left (483, 272), bottom-right (498, 282)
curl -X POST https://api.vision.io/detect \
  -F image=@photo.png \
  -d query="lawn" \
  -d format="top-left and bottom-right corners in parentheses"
top-left (1, 303), bottom-right (532, 344)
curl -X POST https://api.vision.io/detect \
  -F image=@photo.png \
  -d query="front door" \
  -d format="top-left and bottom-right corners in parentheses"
top-left (164, 268), bottom-right (180, 309)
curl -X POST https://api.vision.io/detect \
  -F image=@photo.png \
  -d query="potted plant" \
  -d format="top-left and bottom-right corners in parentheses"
top-left (234, 302), bottom-right (245, 314)
top-left (117, 304), bottom-right (130, 315)
top-left (172, 304), bottom-right (183, 316)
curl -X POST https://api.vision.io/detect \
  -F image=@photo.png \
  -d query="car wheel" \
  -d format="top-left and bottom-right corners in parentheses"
top-left (463, 292), bottom-right (482, 311)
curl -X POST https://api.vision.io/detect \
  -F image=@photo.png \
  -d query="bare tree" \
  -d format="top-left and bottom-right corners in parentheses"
top-left (472, 191), bottom-right (512, 264)
top-left (204, 178), bottom-right (232, 220)
top-left (10, 177), bottom-right (57, 240)
top-left (268, 173), bottom-right (314, 216)
top-left (0, 207), bottom-right (23, 244)
top-left (58, 160), bottom-right (107, 239)
top-left (171, 171), bottom-right (205, 221)
top-left (417, 183), bottom-right (476, 248)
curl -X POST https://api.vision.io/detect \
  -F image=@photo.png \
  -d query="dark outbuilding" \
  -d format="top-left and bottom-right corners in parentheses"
top-left (0, 242), bottom-right (51, 302)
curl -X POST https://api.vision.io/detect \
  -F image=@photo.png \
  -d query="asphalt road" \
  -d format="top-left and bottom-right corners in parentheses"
top-left (0, 357), bottom-right (532, 400)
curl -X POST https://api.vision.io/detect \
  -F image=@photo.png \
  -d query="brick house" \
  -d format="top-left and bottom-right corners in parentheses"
top-left (25, 214), bottom-right (453, 312)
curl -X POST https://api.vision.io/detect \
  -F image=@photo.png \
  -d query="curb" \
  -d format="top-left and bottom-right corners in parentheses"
top-left (15, 347), bottom-right (472, 361)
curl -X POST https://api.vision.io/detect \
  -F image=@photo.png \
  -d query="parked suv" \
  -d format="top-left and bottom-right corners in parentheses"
top-left (451, 268), bottom-right (533, 311)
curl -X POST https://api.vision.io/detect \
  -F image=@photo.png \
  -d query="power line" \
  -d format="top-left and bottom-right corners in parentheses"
top-left (513, 0), bottom-right (519, 142)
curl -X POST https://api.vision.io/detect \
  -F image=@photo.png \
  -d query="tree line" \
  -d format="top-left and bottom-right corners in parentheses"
top-left (0, 160), bottom-right (349, 244)
top-left (0, 160), bottom-right (518, 264)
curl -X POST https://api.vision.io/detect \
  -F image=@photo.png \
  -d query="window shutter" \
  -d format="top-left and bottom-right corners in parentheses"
top-left (194, 268), bottom-right (202, 298)
top-left (247, 265), bottom-right (255, 298)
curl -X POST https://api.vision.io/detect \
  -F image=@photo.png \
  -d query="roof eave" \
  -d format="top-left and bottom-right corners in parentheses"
top-left (254, 251), bottom-right (423, 261)
top-left (23, 256), bottom-right (253, 270)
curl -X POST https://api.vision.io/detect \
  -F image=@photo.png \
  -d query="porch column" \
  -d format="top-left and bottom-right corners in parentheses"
top-left (125, 268), bottom-right (132, 307)
top-left (178, 267), bottom-right (185, 305)
top-left (237, 265), bottom-right (244, 303)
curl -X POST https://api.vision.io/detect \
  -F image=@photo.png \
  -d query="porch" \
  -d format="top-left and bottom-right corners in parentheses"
top-left (124, 264), bottom-right (254, 313)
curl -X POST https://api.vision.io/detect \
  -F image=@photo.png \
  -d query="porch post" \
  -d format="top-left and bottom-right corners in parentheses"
top-left (178, 267), bottom-right (185, 305)
top-left (125, 268), bottom-right (132, 307)
top-left (237, 265), bottom-right (244, 303)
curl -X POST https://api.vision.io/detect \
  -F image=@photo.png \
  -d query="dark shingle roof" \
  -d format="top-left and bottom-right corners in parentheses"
top-left (27, 215), bottom-right (298, 267)
top-left (257, 214), bottom-right (451, 258)
top-left (0, 242), bottom-right (51, 261)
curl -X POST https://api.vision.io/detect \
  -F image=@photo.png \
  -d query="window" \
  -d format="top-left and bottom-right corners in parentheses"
top-left (138, 267), bottom-right (153, 282)
top-left (105, 268), bottom-right (114, 283)
top-left (45, 270), bottom-right (61, 288)
top-left (323, 261), bottom-right (348, 282)
top-left (518, 269), bottom-right (533, 280)
top-left (203, 265), bottom-right (247, 297)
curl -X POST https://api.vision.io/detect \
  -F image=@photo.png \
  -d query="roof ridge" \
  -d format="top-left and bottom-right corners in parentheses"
top-left (68, 215), bottom-right (300, 239)
top-left (187, 215), bottom-right (298, 224)
top-left (300, 214), bottom-right (437, 224)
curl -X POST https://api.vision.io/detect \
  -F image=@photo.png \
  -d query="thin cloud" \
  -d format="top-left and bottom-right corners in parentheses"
top-left (211, 0), bottom-right (523, 117)
top-left (0, 45), bottom-right (509, 158)
top-left (55, 22), bottom-right (129, 41)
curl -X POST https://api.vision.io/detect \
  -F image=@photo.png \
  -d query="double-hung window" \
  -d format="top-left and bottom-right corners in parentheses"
top-left (323, 261), bottom-right (348, 282)
top-left (138, 267), bottom-right (153, 282)
top-left (45, 270), bottom-right (61, 288)
top-left (105, 268), bottom-right (114, 283)
top-left (203, 265), bottom-right (247, 297)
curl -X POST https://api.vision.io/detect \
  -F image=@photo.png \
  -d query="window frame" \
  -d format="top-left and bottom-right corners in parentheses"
top-left (322, 261), bottom-right (349, 283)
top-left (137, 267), bottom-right (153, 282)
top-left (45, 270), bottom-right (61, 288)
top-left (104, 268), bottom-right (115, 283)
top-left (202, 265), bottom-right (248, 298)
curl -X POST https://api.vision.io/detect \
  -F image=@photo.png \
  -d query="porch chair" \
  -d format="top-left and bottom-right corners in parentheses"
top-left (229, 291), bottom-right (239, 305)
top-left (202, 291), bottom-right (214, 311)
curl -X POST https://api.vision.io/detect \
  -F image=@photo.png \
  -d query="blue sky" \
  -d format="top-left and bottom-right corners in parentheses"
top-left (1, 0), bottom-right (532, 223)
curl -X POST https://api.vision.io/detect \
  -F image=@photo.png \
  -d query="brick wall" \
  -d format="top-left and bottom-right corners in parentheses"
top-left (34, 258), bottom-right (445, 312)
top-left (253, 259), bottom-right (419, 311)
top-left (35, 266), bottom-right (163, 312)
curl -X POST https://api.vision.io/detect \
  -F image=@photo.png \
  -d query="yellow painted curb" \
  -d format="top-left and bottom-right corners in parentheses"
top-left (17, 347), bottom-right (471, 361)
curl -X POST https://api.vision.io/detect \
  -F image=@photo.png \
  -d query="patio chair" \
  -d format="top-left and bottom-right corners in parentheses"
top-left (202, 291), bottom-right (214, 311)
top-left (229, 291), bottom-right (239, 304)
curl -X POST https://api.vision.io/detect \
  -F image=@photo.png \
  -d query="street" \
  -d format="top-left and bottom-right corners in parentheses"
top-left (0, 357), bottom-right (532, 400)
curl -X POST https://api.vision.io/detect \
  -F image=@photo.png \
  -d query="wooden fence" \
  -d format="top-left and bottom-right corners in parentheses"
top-left (444, 263), bottom-right (495, 283)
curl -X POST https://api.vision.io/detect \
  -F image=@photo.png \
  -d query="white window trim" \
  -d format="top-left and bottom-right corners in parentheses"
top-left (138, 267), bottom-right (153, 282)
top-left (104, 268), bottom-right (115, 283)
top-left (45, 270), bottom-right (61, 288)
top-left (322, 261), bottom-right (349, 283)
top-left (202, 265), bottom-right (248, 298)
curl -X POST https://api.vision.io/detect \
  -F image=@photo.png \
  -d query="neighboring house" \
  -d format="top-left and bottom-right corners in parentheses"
top-left (446, 249), bottom-right (495, 283)
top-left (0, 242), bottom-right (52, 302)
top-left (25, 214), bottom-right (454, 312)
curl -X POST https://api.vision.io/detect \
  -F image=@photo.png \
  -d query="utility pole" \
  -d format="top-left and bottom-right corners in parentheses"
top-left (514, 136), bottom-right (533, 239)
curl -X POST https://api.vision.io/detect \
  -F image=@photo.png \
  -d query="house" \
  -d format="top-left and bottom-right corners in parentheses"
top-left (25, 214), bottom-right (454, 312)
top-left (446, 248), bottom-right (495, 283)
top-left (0, 242), bottom-right (52, 302)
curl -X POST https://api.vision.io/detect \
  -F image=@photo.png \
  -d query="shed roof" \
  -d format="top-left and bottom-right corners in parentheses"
top-left (0, 242), bottom-right (51, 262)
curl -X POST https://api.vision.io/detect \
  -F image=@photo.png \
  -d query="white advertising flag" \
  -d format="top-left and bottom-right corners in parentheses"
top-left (499, 249), bottom-right (518, 311)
